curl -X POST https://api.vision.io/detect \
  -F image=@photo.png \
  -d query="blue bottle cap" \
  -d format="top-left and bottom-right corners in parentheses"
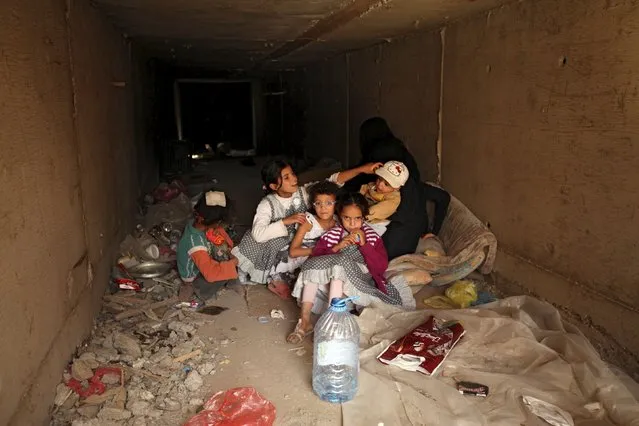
top-left (329, 297), bottom-right (358, 312)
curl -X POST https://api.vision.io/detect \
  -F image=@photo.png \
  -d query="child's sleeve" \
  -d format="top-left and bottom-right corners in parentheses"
top-left (311, 234), bottom-right (335, 256)
top-left (251, 199), bottom-right (288, 243)
top-left (219, 228), bottom-right (234, 248)
top-left (367, 196), bottom-right (401, 222)
top-left (190, 251), bottom-right (238, 282)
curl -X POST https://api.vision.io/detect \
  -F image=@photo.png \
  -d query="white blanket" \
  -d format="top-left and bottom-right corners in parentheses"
top-left (344, 296), bottom-right (639, 425)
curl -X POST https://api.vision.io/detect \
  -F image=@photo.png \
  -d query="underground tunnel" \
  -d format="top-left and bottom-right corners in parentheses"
top-left (2, 0), bottom-right (639, 424)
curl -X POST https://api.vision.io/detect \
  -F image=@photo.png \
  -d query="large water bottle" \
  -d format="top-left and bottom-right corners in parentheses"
top-left (312, 297), bottom-right (360, 403)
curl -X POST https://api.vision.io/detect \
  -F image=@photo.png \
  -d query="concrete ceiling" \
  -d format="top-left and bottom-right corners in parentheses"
top-left (92, 0), bottom-right (513, 69)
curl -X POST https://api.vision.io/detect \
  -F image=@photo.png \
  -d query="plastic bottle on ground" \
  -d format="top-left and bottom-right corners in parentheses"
top-left (312, 297), bottom-right (360, 403)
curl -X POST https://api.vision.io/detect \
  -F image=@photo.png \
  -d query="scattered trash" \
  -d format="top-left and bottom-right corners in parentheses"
top-left (522, 395), bottom-right (574, 426)
top-left (270, 309), bottom-right (285, 319)
top-left (472, 290), bottom-right (497, 306)
top-left (258, 316), bottom-right (270, 324)
top-left (183, 387), bottom-right (276, 426)
top-left (456, 381), bottom-right (489, 397)
top-left (377, 316), bottom-right (465, 375)
top-left (422, 295), bottom-right (457, 309)
top-left (445, 280), bottom-right (477, 308)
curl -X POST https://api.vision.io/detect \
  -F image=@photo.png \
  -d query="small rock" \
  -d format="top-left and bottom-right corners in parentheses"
top-left (54, 383), bottom-right (72, 406)
top-left (198, 363), bottom-right (215, 376)
top-left (78, 352), bottom-right (100, 369)
top-left (184, 371), bottom-right (203, 392)
top-left (189, 398), bottom-right (204, 406)
top-left (147, 364), bottom-right (171, 377)
top-left (168, 321), bottom-right (195, 334)
top-left (149, 347), bottom-right (170, 363)
top-left (220, 339), bottom-right (230, 346)
top-left (94, 347), bottom-right (119, 363)
top-left (128, 417), bottom-right (147, 426)
top-left (102, 334), bottom-right (114, 349)
top-left (138, 390), bottom-right (155, 402)
top-left (72, 359), bottom-right (95, 381)
top-left (77, 405), bottom-right (100, 418)
top-left (171, 341), bottom-right (194, 357)
top-left (128, 400), bottom-right (151, 417)
top-left (147, 409), bottom-right (163, 419)
top-left (97, 407), bottom-right (132, 421)
top-left (61, 391), bottom-right (79, 410)
top-left (164, 398), bottom-right (181, 411)
top-left (131, 358), bottom-right (145, 369)
top-left (101, 372), bottom-right (121, 385)
top-left (113, 333), bottom-right (142, 358)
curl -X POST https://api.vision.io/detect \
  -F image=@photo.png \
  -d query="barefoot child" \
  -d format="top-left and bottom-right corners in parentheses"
top-left (288, 192), bottom-right (415, 343)
top-left (231, 159), bottom-right (382, 299)
top-left (177, 191), bottom-right (238, 302)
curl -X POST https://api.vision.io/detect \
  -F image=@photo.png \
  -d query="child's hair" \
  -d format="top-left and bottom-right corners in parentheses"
top-left (194, 192), bottom-right (230, 226)
top-left (336, 192), bottom-right (370, 218)
top-left (308, 181), bottom-right (340, 213)
top-left (261, 158), bottom-right (292, 194)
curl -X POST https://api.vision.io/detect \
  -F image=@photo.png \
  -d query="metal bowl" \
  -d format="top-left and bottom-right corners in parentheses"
top-left (128, 261), bottom-right (173, 279)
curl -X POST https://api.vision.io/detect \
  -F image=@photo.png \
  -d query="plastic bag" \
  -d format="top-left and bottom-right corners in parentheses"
top-left (444, 280), bottom-right (477, 308)
top-left (183, 387), bottom-right (276, 426)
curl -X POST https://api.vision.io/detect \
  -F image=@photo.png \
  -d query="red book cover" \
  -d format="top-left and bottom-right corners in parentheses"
top-left (377, 316), bottom-right (465, 375)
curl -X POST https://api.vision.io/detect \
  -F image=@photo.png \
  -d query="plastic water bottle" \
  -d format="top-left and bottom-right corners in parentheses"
top-left (312, 297), bottom-right (360, 403)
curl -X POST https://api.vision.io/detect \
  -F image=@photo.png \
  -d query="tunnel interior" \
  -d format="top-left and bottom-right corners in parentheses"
top-left (2, 0), bottom-right (639, 423)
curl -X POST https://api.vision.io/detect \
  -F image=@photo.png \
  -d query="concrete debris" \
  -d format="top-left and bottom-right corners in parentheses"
top-left (184, 370), bottom-right (203, 391)
top-left (198, 362), bottom-right (215, 376)
top-left (113, 332), bottom-right (143, 358)
top-left (127, 400), bottom-right (151, 417)
top-left (51, 289), bottom-right (219, 425)
top-left (54, 383), bottom-right (73, 407)
top-left (162, 398), bottom-right (181, 411)
top-left (71, 359), bottom-right (95, 381)
top-left (97, 407), bottom-right (132, 421)
top-left (77, 405), bottom-right (100, 418)
top-left (189, 398), bottom-right (204, 406)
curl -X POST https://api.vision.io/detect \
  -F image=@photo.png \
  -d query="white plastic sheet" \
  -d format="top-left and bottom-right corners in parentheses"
top-left (345, 296), bottom-right (639, 426)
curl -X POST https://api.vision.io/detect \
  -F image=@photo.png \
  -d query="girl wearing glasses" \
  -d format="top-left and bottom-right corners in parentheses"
top-left (232, 159), bottom-right (381, 299)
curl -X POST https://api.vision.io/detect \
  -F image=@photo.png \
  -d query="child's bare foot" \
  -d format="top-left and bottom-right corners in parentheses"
top-left (286, 319), bottom-right (313, 344)
top-left (267, 280), bottom-right (291, 300)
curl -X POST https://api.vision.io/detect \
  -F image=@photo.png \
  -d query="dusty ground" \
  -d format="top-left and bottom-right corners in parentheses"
top-left (177, 158), bottom-right (342, 424)
top-left (194, 285), bottom-right (341, 425)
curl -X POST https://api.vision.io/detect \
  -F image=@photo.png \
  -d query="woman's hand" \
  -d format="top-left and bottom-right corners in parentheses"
top-left (282, 213), bottom-right (306, 226)
top-left (359, 162), bottom-right (384, 175)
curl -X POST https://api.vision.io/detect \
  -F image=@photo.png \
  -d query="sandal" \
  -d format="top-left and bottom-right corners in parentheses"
top-left (286, 319), bottom-right (313, 344)
top-left (267, 280), bottom-right (291, 300)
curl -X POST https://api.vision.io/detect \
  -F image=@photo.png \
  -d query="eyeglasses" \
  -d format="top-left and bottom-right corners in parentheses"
top-left (313, 201), bottom-right (336, 207)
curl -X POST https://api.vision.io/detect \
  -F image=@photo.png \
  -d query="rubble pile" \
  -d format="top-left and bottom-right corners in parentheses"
top-left (50, 283), bottom-right (233, 426)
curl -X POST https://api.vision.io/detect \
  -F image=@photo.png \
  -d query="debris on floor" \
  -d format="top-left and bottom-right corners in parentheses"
top-left (50, 180), bottom-right (235, 425)
top-left (50, 291), bottom-right (224, 425)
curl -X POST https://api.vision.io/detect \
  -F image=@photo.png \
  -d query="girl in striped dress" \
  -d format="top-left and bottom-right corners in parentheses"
top-left (231, 159), bottom-right (383, 299)
top-left (287, 192), bottom-right (415, 344)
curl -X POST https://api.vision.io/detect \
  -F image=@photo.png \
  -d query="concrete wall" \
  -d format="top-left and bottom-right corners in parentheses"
top-left (0, 1), bottom-right (152, 423)
top-left (299, 31), bottom-right (441, 179)
top-left (297, 0), bottom-right (639, 377)
top-left (441, 0), bottom-right (639, 375)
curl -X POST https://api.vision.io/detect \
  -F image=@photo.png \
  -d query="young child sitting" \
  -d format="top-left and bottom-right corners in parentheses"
top-left (360, 161), bottom-right (409, 234)
top-left (288, 192), bottom-right (414, 344)
top-left (286, 181), bottom-right (340, 269)
top-left (177, 191), bottom-right (238, 302)
top-left (231, 159), bottom-right (382, 300)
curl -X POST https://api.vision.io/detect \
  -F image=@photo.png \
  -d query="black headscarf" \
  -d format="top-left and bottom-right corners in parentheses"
top-left (358, 117), bottom-right (421, 183)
